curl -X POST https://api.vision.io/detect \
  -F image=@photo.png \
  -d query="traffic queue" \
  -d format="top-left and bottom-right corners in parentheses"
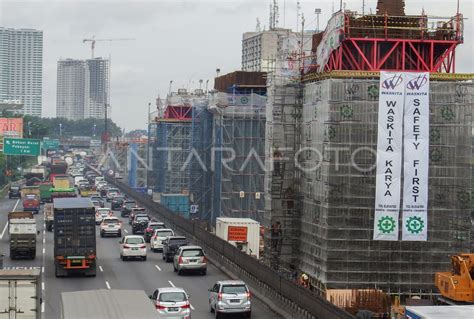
top-left (65, 157), bottom-right (252, 318)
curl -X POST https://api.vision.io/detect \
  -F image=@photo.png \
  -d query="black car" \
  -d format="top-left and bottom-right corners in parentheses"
top-left (128, 207), bottom-right (145, 224)
top-left (144, 222), bottom-right (166, 242)
top-left (90, 196), bottom-right (104, 208)
top-left (111, 195), bottom-right (126, 210)
top-left (131, 214), bottom-right (150, 234)
top-left (120, 200), bottom-right (136, 217)
top-left (162, 236), bottom-right (188, 262)
top-left (8, 186), bottom-right (21, 199)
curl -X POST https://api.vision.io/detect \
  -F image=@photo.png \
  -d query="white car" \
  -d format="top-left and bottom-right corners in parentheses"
top-left (149, 287), bottom-right (191, 319)
top-left (94, 177), bottom-right (105, 186)
top-left (150, 229), bottom-right (174, 252)
top-left (119, 235), bottom-right (147, 261)
top-left (96, 208), bottom-right (113, 224)
top-left (100, 217), bottom-right (122, 237)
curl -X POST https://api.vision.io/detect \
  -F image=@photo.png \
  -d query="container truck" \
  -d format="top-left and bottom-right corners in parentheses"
top-left (49, 161), bottom-right (68, 182)
top-left (8, 212), bottom-right (37, 259)
top-left (0, 269), bottom-right (42, 319)
top-left (216, 217), bottom-right (261, 259)
top-left (61, 289), bottom-right (158, 319)
top-left (53, 198), bottom-right (96, 277)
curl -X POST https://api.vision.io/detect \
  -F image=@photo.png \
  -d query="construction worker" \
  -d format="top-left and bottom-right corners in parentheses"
top-left (300, 273), bottom-right (310, 288)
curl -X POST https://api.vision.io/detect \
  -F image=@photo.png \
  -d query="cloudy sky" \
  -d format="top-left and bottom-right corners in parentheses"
top-left (0, 0), bottom-right (472, 131)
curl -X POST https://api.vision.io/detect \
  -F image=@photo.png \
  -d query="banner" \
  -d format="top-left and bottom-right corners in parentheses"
top-left (402, 73), bottom-right (430, 241)
top-left (373, 72), bottom-right (405, 240)
top-left (316, 12), bottom-right (344, 72)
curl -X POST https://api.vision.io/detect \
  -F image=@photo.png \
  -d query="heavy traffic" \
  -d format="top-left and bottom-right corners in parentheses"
top-left (1, 152), bottom-right (255, 319)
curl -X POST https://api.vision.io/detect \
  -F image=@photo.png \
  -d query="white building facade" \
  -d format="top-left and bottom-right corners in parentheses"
top-left (56, 57), bottom-right (109, 120)
top-left (0, 28), bottom-right (43, 116)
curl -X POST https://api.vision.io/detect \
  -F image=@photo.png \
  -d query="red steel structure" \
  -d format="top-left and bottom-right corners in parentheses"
top-left (163, 105), bottom-right (192, 121)
top-left (315, 10), bottom-right (464, 74)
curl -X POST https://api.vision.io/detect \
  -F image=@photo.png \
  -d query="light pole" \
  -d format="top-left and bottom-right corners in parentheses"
top-left (93, 124), bottom-right (97, 137)
top-left (315, 8), bottom-right (322, 32)
top-left (27, 121), bottom-right (32, 137)
top-left (59, 123), bottom-right (62, 138)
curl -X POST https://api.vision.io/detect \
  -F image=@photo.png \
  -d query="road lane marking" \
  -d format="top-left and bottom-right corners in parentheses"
top-left (41, 302), bottom-right (45, 313)
top-left (190, 304), bottom-right (195, 310)
top-left (42, 238), bottom-right (45, 244)
top-left (99, 266), bottom-right (104, 272)
top-left (42, 248), bottom-right (45, 254)
top-left (168, 280), bottom-right (175, 287)
top-left (42, 282), bottom-right (45, 290)
top-left (105, 281), bottom-right (111, 289)
top-left (0, 199), bottom-right (20, 239)
top-left (124, 229), bottom-right (128, 233)
top-left (155, 265), bottom-right (161, 271)
top-left (42, 267), bottom-right (45, 273)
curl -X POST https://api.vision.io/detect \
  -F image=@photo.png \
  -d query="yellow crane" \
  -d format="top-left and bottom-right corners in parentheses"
top-left (83, 36), bottom-right (135, 58)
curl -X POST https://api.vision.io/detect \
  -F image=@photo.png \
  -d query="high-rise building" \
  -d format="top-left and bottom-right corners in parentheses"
top-left (56, 57), bottom-right (109, 120)
top-left (85, 58), bottom-right (109, 119)
top-left (241, 28), bottom-right (313, 72)
top-left (0, 27), bottom-right (43, 116)
top-left (56, 59), bottom-right (89, 120)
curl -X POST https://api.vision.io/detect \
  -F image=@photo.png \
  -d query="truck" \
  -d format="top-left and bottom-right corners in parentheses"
top-left (54, 198), bottom-right (96, 277)
top-left (39, 182), bottom-right (53, 203)
top-left (49, 161), bottom-right (68, 182)
top-left (50, 188), bottom-right (77, 200)
top-left (44, 203), bottom-right (54, 232)
top-left (8, 212), bottom-right (37, 259)
top-left (0, 269), bottom-right (42, 319)
top-left (21, 185), bottom-right (40, 198)
top-left (435, 254), bottom-right (474, 304)
top-left (22, 194), bottom-right (40, 214)
top-left (60, 289), bottom-right (158, 319)
top-left (53, 175), bottom-right (70, 189)
top-left (216, 217), bottom-right (261, 259)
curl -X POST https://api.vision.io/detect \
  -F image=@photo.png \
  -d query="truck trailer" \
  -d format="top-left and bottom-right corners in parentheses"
top-left (60, 289), bottom-right (158, 319)
top-left (216, 217), bottom-right (261, 259)
top-left (53, 198), bottom-right (96, 277)
top-left (9, 212), bottom-right (37, 259)
top-left (0, 269), bottom-right (42, 319)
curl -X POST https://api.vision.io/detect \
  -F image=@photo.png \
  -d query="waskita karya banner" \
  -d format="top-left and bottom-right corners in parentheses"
top-left (402, 73), bottom-right (430, 241)
top-left (373, 72), bottom-right (405, 241)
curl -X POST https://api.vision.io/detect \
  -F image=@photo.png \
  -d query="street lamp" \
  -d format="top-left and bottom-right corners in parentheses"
top-left (93, 124), bottom-right (97, 137)
top-left (27, 121), bottom-right (32, 137)
top-left (59, 123), bottom-right (62, 137)
top-left (315, 8), bottom-right (322, 32)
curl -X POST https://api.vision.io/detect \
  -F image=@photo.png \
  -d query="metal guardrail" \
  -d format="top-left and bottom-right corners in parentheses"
top-left (105, 176), bottom-right (354, 319)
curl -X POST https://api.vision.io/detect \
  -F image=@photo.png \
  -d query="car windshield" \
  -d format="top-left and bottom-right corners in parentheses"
top-left (149, 224), bottom-right (164, 229)
top-left (11, 187), bottom-right (19, 191)
top-left (103, 219), bottom-right (119, 224)
top-left (136, 216), bottom-right (148, 221)
top-left (156, 231), bottom-right (173, 237)
top-left (182, 249), bottom-right (204, 257)
top-left (221, 285), bottom-right (248, 294)
top-left (26, 194), bottom-right (37, 199)
top-left (159, 292), bottom-right (187, 302)
top-left (125, 237), bottom-right (144, 244)
top-left (124, 202), bottom-right (136, 207)
top-left (169, 239), bottom-right (187, 245)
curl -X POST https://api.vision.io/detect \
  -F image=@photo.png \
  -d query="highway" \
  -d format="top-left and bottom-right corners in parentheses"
top-left (0, 195), bottom-right (280, 319)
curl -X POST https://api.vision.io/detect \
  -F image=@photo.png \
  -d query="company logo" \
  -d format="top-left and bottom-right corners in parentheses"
top-left (406, 74), bottom-right (428, 90)
top-left (381, 74), bottom-right (403, 90)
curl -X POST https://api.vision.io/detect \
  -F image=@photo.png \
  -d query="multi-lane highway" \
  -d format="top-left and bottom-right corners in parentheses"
top-left (0, 195), bottom-right (280, 319)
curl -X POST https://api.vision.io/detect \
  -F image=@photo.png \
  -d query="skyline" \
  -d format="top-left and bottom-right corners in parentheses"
top-left (0, 0), bottom-right (472, 131)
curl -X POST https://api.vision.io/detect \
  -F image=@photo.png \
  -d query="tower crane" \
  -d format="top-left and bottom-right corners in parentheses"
top-left (82, 36), bottom-right (135, 58)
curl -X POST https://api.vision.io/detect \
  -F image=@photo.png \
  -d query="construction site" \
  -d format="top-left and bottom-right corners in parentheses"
top-left (102, 0), bottom-right (474, 314)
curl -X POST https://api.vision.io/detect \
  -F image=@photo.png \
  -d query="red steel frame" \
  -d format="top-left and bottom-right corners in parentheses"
top-left (163, 105), bottom-right (192, 121)
top-left (322, 13), bottom-right (463, 73)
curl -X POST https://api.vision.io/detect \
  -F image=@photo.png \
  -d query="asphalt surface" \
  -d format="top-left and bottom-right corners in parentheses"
top-left (0, 194), bottom-right (280, 319)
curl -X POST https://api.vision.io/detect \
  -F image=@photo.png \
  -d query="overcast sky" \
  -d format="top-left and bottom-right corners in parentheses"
top-left (0, 0), bottom-right (472, 131)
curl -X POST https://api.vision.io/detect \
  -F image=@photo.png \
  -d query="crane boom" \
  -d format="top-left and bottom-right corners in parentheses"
top-left (82, 36), bottom-right (135, 58)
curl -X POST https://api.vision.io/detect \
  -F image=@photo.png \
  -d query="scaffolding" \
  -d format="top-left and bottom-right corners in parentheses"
top-left (209, 92), bottom-right (267, 223)
top-left (300, 78), bottom-right (473, 294)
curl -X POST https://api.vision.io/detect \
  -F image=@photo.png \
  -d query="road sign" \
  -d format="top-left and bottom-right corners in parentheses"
top-left (42, 139), bottom-right (60, 150)
top-left (190, 205), bottom-right (199, 214)
top-left (3, 138), bottom-right (41, 156)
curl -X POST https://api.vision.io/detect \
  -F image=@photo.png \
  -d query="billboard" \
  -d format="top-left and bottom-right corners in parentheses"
top-left (0, 118), bottom-right (23, 138)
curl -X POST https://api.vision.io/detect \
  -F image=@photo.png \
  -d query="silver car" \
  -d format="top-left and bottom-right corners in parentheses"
top-left (209, 280), bottom-right (251, 318)
top-left (173, 246), bottom-right (207, 275)
top-left (149, 287), bottom-right (191, 319)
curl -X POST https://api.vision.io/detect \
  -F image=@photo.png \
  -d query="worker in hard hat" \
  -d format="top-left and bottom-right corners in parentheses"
top-left (299, 273), bottom-right (310, 288)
